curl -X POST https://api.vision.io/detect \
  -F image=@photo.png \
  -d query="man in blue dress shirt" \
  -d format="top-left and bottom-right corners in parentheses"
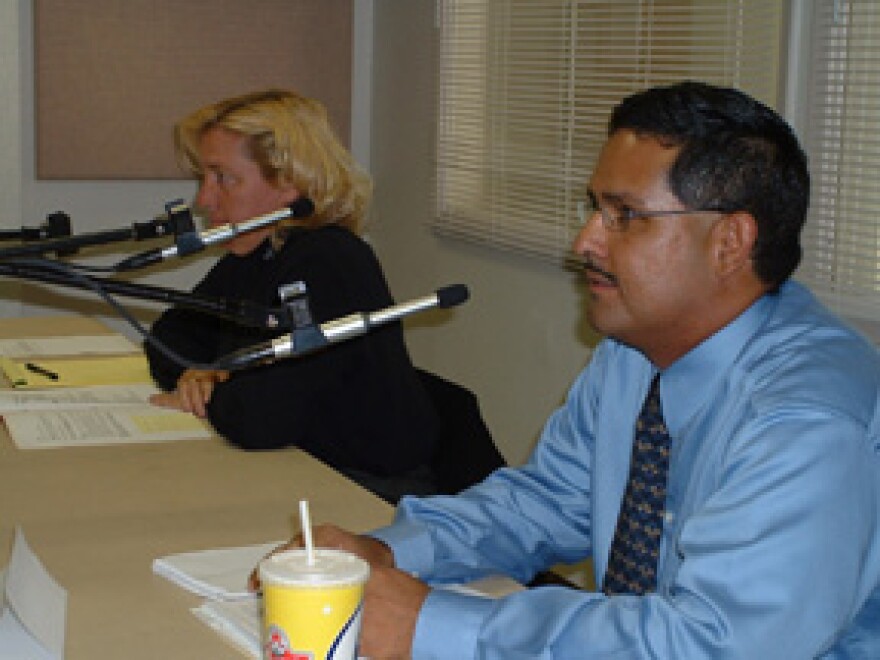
top-left (263, 82), bottom-right (880, 658)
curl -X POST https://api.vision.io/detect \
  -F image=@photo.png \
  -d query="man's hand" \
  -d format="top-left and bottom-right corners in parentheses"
top-left (249, 524), bottom-right (426, 659)
top-left (149, 369), bottom-right (229, 418)
top-left (360, 564), bottom-right (429, 660)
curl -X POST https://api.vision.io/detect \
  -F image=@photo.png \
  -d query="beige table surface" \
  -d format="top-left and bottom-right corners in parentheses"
top-left (0, 316), bottom-right (394, 658)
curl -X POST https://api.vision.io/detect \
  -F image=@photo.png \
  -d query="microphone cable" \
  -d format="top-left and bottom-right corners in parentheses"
top-left (0, 256), bottom-right (217, 373)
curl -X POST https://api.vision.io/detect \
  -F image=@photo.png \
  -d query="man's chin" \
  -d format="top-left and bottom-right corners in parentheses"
top-left (586, 306), bottom-right (624, 339)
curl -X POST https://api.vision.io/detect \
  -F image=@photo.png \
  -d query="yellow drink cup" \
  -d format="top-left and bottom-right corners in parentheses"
top-left (259, 548), bottom-right (370, 660)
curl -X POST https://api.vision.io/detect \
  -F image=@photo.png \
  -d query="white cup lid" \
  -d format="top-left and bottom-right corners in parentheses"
top-left (259, 548), bottom-right (370, 587)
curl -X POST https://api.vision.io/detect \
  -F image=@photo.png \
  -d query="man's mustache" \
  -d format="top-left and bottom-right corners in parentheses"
top-left (582, 258), bottom-right (617, 284)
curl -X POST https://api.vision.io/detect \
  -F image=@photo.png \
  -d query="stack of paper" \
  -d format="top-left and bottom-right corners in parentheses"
top-left (0, 381), bottom-right (213, 449)
top-left (0, 334), bottom-right (215, 449)
top-left (192, 598), bottom-right (261, 659)
top-left (0, 383), bottom-right (161, 412)
top-left (152, 542), bottom-right (279, 601)
top-left (2, 404), bottom-right (214, 449)
top-left (154, 542), bottom-right (280, 659)
top-left (0, 528), bottom-right (67, 660)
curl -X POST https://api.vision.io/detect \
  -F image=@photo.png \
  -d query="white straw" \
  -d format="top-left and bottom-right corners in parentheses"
top-left (299, 499), bottom-right (315, 566)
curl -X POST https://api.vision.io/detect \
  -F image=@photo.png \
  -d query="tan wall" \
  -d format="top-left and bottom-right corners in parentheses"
top-left (367, 2), bottom-right (598, 465)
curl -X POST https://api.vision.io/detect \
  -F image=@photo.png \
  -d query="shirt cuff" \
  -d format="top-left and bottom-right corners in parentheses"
top-left (411, 588), bottom-right (496, 659)
top-left (368, 518), bottom-right (435, 578)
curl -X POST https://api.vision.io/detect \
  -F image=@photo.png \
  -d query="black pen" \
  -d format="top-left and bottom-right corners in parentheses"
top-left (25, 362), bottom-right (59, 381)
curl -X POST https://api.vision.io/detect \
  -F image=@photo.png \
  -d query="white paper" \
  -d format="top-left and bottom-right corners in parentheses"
top-left (160, 541), bottom-right (521, 660)
top-left (0, 529), bottom-right (66, 660)
top-left (192, 598), bottom-right (261, 659)
top-left (0, 609), bottom-right (55, 660)
top-left (153, 542), bottom-right (280, 601)
top-left (3, 406), bottom-right (213, 449)
top-left (0, 383), bottom-right (160, 412)
top-left (0, 335), bottom-right (136, 359)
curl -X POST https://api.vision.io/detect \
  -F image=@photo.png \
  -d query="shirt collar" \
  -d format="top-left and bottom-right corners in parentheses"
top-left (660, 292), bottom-right (775, 437)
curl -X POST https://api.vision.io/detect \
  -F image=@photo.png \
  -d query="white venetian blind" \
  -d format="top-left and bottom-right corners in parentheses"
top-left (435, 0), bottom-right (783, 263)
top-left (799, 0), bottom-right (880, 332)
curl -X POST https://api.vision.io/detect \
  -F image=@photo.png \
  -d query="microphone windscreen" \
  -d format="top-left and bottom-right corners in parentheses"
top-left (290, 197), bottom-right (315, 218)
top-left (436, 284), bottom-right (469, 308)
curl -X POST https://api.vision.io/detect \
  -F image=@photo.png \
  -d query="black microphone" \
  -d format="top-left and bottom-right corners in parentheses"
top-left (0, 212), bottom-right (72, 242)
top-left (215, 284), bottom-right (469, 370)
top-left (114, 197), bottom-right (314, 271)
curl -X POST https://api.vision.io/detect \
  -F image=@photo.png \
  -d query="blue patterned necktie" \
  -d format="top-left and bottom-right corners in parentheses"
top-left (603, 374), bottom-right (671, 595)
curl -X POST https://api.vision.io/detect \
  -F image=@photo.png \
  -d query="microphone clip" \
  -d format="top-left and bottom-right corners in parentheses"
top-left (276, 281), bottom-right (327, 355)
top-left (166, 200), bottom-right (201, 257)
top-left (129, 199), bottom-right (193, 242)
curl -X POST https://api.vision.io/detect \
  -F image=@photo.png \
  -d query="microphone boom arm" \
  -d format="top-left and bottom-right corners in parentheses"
top-left (0, 205), bottom-right (187, 260)
top-left (0, 260), bottom-right (292, 330)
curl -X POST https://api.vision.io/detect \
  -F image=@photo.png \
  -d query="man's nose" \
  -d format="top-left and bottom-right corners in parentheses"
top-left (572, 206), bottom-right (607, 258)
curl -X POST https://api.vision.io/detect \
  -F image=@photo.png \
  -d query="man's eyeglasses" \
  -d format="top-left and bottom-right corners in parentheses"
top-left (580, 192), bottom-right (725, 232)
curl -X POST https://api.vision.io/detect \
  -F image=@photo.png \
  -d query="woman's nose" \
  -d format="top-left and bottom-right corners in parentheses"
top-left (194, 180), bottom-right (215, 211)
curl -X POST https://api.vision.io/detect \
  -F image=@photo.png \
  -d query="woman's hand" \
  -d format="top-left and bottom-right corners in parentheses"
top-left (149, 368), bottom-right (229, 418)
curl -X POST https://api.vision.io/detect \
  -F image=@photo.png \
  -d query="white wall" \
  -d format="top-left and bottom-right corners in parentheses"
top-left (0, 0), bottom-right (597, 465)
top-left (0, 1), bottom-right (25, 318)
top-left (367, 3), bottom-right (597, 465)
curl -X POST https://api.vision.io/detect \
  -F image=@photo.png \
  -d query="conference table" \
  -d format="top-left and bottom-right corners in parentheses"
top-left (0, 316), bottom-right (394, 658)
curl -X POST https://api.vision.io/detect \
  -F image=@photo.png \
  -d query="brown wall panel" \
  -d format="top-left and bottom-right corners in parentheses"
top-left (35, 0), bottom-right (352, 179)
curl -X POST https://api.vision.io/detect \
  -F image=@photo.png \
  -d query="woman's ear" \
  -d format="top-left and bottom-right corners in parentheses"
top-left (278, 182), bottom-right (302, 204)
top-left (272, 182), bottom-right (304, 213)
top-left (712, 211), bottom-right (758, 280)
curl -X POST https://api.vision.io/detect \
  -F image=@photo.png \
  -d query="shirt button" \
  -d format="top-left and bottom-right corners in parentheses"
top-left (664, 511), bottom-right (675, 524)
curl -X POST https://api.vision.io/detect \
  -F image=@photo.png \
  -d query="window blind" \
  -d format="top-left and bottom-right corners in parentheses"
top-left (798, 0), bottom-right (880, 331)
top-left (435, 0), bottom-right (783, 263)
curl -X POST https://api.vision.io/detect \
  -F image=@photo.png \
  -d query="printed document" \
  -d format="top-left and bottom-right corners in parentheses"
top-left (3, 406), bottom-right (213, 449)
top-left (0, 383), bottom-right (160, 412)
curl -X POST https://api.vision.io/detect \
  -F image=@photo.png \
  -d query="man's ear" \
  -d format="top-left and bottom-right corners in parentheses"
top-left (712, 211), bottom-right (757, 279)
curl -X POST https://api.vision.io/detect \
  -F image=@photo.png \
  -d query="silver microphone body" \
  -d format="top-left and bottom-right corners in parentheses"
top-left (115, 197), bottom-right (314, 271)
top-left (158, 207), bottom-right (293, 260)
top-left (216, 284), bottom-right (469, 369)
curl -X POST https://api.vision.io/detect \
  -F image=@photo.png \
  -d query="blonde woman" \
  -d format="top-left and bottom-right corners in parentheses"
top-left (146, 90), bottom-right (439, 499)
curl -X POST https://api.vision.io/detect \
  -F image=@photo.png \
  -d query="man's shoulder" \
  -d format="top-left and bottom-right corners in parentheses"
top-left (740, 283), bottom-right (879, 424)
top-left (759, 281), bottom-right (878, 367)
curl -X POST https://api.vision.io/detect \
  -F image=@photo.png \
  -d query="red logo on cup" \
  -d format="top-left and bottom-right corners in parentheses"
top-left (264, 625), bottom-right (313, 660)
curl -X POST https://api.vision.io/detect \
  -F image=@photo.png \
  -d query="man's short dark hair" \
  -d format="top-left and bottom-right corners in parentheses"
top-left (608, 81), bottom-right (809, 288)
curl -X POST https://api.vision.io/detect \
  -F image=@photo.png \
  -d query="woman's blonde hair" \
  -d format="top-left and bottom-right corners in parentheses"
top-left (174, 89), bottom-right (371, 233)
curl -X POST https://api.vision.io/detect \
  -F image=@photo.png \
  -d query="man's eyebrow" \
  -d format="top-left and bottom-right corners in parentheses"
top-left (587, 189), bottom-right (644, 206)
